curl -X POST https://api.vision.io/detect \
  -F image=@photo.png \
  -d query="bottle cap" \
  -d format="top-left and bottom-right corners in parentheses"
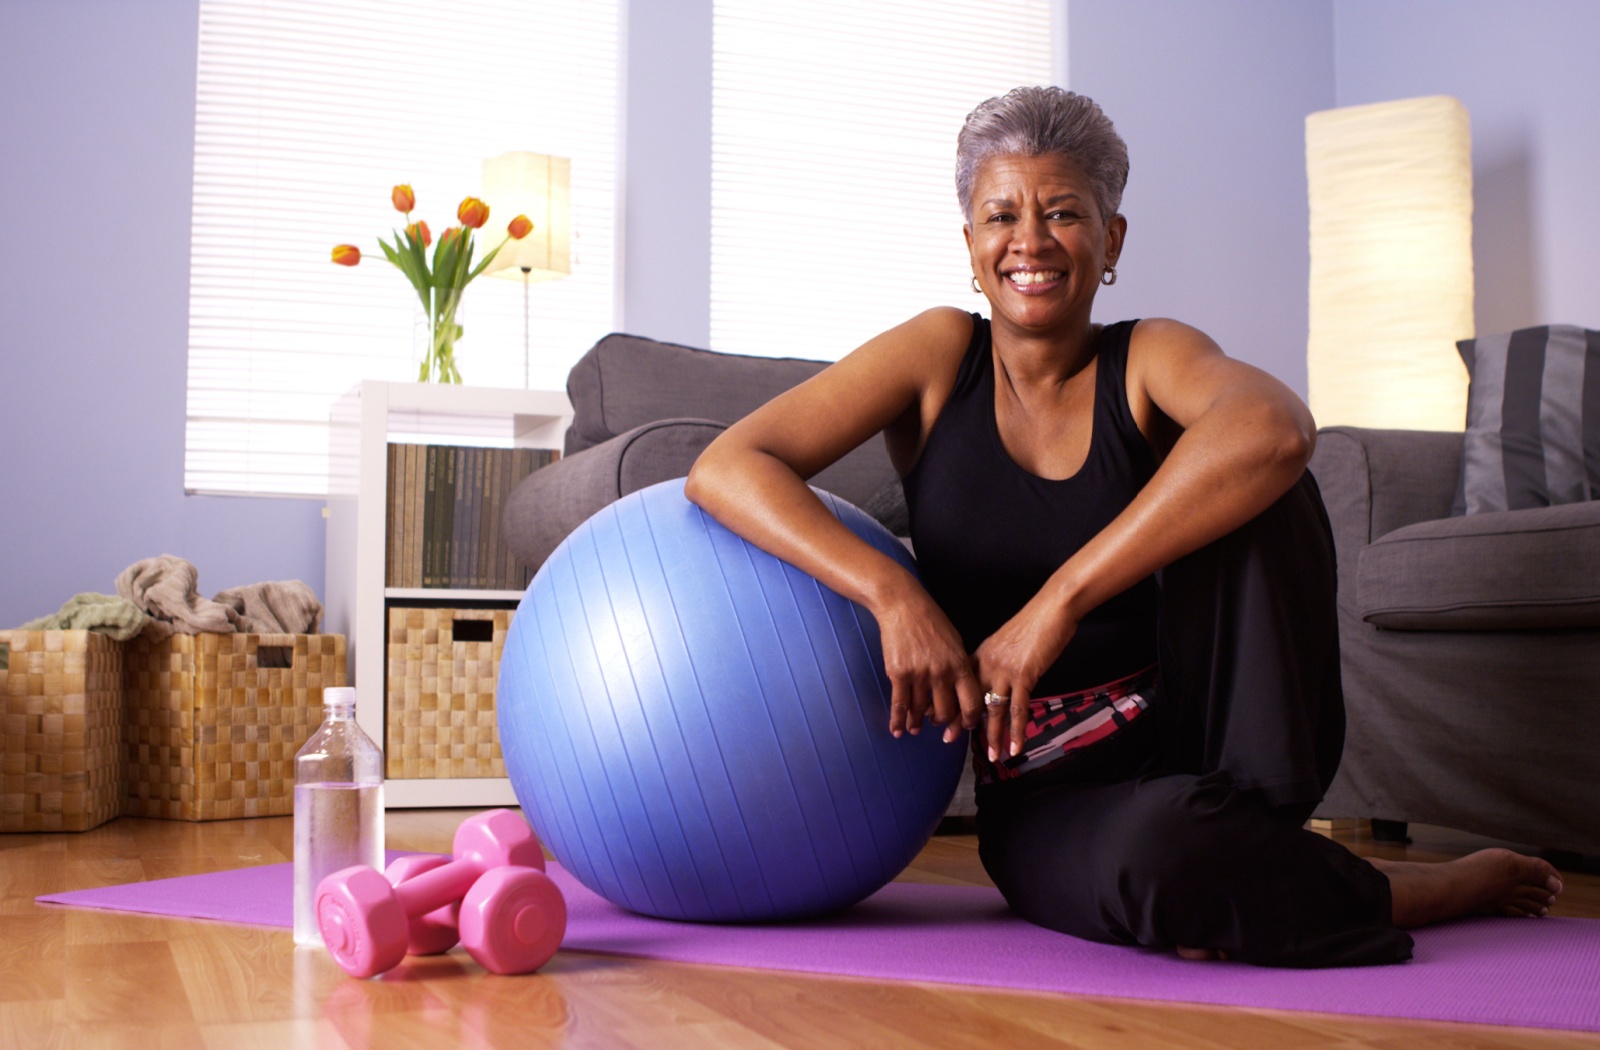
top-left (324, 686), bottom-right (357, 708)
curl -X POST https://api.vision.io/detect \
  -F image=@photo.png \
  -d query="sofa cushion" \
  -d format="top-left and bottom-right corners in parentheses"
top-left (1453, 324), bottom-right (1600, 515)
top-left (565, 333), bottom-right (831, 455)
top-left (561, 331), bottom-right (898, 510)
top-left (1357, 499), bottom-right (1600, 630)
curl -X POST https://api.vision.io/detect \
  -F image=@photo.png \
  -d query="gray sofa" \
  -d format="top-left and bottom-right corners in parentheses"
top-left (1308, 426), bottom-right (1600, 855)
top-left (502, 332), bottom-right (907, 574)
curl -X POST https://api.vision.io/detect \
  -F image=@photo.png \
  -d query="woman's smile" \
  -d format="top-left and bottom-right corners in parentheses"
top-left (1004, 266), bottom-right (1066, 293)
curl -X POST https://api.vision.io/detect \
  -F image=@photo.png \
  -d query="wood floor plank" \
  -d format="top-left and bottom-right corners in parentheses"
top-left (64, 940), bottom-right (196, 1027)
top-left (0, 1000), bottom-right (71, 1050)
top-left (0, 842), bottom-right (75, 899)
top-left (64, 906), bottom-right (202, 946)
top-left (199, 1017), bottom-right (351, 1050)
top-left (171, 924), bottom-right (310, 1025)
top-left (0, 909), bottom-right (65, 1001)
top-left (64, 1023), bottom-right (210, 1050)
top-left (947, 987), bottom-right (1341, 1050)
top-left (319, 962), bottom-right (572, 1049)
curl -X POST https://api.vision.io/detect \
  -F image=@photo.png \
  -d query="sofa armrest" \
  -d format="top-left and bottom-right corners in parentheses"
top-left (1309, 427), bottom-right (1464, 605)
top-left (1310, 427), bottom-right (1463, 542)
top-left (503, 418), bottom-right (727, 572)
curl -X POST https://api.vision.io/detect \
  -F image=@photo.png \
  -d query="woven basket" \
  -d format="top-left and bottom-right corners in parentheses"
top-left (123, 632), bottom-right (346, 821)
top-left (386, 607), bottom-right (511, 779)
top-left (1, 630), bottom-right (125, 832)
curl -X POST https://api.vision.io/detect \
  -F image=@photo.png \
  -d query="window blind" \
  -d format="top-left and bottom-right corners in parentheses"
top-left (710, 0), bottom-right (1053, 361)
top-left (186, 0), bottom-right (619, 497)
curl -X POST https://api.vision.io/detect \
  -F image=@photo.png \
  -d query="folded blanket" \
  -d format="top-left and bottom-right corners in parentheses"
top-left (0, 593), bottom-right (151, 670)
top-left (4, 560), bottom-right (329, 672)
top-left (115, 555), bottom-right (239, 640)
top-left (213, 581), bottom-right (322, 635)
top-left (115, 557), bottom-right (327, 668)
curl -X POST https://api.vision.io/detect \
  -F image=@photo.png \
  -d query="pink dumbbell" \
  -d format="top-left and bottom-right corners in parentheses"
top-left (314, 808), bottom-right (566, 978)
top-left (382, 853), bottom-right (462, 956)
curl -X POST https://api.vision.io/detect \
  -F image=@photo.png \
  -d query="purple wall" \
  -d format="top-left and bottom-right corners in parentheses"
top-left (1066, 0), bottom-right (1336, 393)
top-left (0, 0), bottom-right (325, 629)
top-left (1333, 0), bottom-right (1600, 335)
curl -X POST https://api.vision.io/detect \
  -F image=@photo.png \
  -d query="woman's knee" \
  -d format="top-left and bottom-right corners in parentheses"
top-left (1096, 774), bottom-right (1276, 943)
top-left (1107, 774), bottom-right (1240, 884)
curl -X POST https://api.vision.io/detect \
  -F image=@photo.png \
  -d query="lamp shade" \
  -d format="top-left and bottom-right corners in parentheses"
top-left (480, 151), bottom-right (572, 282)
top-left (1306, 96), bottom-right (1474, 431)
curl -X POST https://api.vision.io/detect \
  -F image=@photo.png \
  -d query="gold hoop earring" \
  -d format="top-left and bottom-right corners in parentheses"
top-left (1101, 266), bottom-right (1118, 286)
top-left (970, 275), bottom-right (982, 294)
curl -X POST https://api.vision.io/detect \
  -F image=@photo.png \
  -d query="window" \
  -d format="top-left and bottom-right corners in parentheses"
top-left (710, 0), bottom-right (1053, 360)
top-left (185, 0), bottom-right (620, 497)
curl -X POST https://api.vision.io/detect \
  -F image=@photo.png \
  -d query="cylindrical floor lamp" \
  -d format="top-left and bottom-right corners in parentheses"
top-left (1306, 96), bottom-right (1475, 430)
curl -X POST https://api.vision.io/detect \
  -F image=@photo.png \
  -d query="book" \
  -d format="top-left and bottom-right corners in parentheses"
top-left (385, 443), bottom-right (400, 587)
top-left (471, 446), bottom-right (488, 588)
top-left (437, 446), bottom-right (457, 589)
top-left (404, 443), bottom-right (423, 587)
top-left (449, 445), bottom-right (471, 589)
top-left (485, 444), bottom-right (506, 589)
top-left (421, 445), bottom-right (439, 588)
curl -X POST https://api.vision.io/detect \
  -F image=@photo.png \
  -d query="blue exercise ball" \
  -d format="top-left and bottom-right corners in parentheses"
top-left (497, 478), bottom-right (966, 922)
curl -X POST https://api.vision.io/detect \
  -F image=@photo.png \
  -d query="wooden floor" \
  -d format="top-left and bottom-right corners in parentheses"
top-left (2, 812), bottom-right (1596, 1049)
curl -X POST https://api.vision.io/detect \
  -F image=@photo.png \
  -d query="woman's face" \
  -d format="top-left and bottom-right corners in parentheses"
top-left (964, 152), bottom-right (1124, 338)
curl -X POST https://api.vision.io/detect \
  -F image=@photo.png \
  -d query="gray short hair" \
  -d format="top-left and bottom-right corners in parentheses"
top-left (956, 87), bottom-right (1129, 224)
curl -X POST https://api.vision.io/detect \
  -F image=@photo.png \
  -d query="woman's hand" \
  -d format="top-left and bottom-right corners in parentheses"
top-left (874, 582), bottom-right (983, 744)
top-left (973, 595), bottom-right (1081, 762)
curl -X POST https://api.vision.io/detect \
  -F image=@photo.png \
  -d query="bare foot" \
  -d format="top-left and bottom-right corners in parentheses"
top-left (1369, 849), bottom-right (1564, 928)
top-left (1175, 946), bottom-right (1230, 961)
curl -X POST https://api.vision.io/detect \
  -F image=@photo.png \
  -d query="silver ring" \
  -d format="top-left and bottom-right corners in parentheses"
top-left (983, 692), bottom-right (1010, 709)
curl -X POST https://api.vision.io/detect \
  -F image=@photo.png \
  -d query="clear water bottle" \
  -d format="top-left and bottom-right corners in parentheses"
top-left (293, 686), bottom-right (385, 946)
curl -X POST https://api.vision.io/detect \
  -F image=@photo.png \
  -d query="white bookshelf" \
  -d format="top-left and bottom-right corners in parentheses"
top-left (325, 380), bottom-right (571, 807)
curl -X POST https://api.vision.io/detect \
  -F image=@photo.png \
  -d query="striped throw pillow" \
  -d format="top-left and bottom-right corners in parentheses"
top-left (1453, 325), bottom-right (1600, 515)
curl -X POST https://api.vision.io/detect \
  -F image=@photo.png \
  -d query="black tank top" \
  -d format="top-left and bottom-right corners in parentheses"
top-left (903, 315), bottom-right (1159, 695)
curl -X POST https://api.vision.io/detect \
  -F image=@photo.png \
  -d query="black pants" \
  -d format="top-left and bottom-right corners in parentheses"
top-left (975, 472), bottom-right (1415, 968)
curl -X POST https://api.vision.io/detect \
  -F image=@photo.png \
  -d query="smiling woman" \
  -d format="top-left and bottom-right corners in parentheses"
top-left (685, 85), bottom-right (1567, 968)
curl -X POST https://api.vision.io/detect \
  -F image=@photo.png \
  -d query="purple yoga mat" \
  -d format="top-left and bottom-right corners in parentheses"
top-left (37, 857), bottom-right (1600, 1032)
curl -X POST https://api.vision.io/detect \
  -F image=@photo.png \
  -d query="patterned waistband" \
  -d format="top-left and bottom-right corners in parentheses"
top-left (974, 664), bottom-right (1158, 785)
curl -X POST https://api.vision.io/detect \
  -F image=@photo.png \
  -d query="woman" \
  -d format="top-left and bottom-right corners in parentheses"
top-left (685, 87), bottom-right (1561, 967)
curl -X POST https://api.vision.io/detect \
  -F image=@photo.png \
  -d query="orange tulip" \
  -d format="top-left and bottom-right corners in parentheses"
top-left (507, 214), bottom-right (533, 240)
top-left (406, 220), bottom-right (432, 247)
top-left (392, 184), bottom-right (415, 213)
top-left (331, 244), bottom-right (361, 266)
top-left (457, 197), bottom-right (490, 229)
top-left (439, 226), bottom-right (463, 247)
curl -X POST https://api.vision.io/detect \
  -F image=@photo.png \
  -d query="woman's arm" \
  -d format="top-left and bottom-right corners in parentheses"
top-left (976, 318), bottom-right (1316, 760)
top-left (685, 307), bottom-right (985, 742)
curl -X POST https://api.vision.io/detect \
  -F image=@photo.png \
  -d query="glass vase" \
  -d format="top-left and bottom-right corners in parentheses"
top-left (417, 285), bottom-right (466, 384)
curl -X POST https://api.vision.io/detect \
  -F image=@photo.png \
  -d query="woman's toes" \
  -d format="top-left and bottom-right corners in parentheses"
top-left (1176, 946), bottom-right (1219, 961)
